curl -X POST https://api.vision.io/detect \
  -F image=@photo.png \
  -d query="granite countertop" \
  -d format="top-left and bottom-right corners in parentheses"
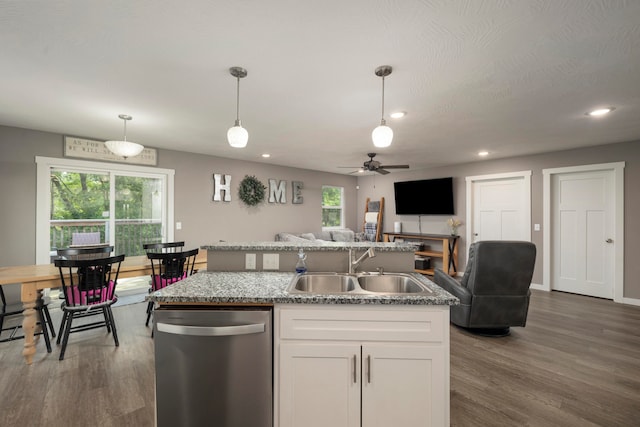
top-left (201, 241), bottom-right (417, 252)
top-left (147, 271), bottom-right (459, 306)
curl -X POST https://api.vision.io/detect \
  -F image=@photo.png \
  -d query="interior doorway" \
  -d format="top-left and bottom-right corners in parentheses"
top-left (465, 171), bottom-right (532, 251)
top-left (543, 162), bottom-right (625, 302)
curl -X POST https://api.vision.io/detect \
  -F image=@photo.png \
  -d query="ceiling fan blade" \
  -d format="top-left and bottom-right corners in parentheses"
top-left (379, 164), bottom-right (410, 169)
top-left (376, 168), bottom-right (390, 175)
top-left (338, 166), bottom-right (361, 168)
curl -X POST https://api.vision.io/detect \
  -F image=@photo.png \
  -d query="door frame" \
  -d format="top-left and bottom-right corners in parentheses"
top-left (542, 162), bottom-right (625, 302)
top-left (35, 156), bottom-right (175, 264)
top-left (465, 170), bottom-right (532, 256)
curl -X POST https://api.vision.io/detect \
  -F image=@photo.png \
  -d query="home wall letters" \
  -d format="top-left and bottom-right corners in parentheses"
top-left (212, 173), bottom-right (303, 204)
top-left (213, 174), bottom-right (232, 202)
top-left (269, 179), bottom-right (287, 203)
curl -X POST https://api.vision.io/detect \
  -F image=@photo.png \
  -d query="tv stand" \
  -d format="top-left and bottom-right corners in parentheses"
top-left (383, 233), bottom-right (459, 276)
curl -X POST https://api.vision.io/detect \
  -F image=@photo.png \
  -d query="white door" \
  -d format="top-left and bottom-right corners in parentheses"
top-left (361, 344), bottom-right (446, 427)
top-left (466, 172), bottom-right (531, 244)
top-left (551, 170), bottom-right (615, 298)
top-left (279, 342), bottom-right (360, 427)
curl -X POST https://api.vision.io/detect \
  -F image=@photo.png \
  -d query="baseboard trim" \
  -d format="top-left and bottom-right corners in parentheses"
top-left (621, 297), bottom-right (640, 307)
top-left (530, 283), bottom-right (640, 306)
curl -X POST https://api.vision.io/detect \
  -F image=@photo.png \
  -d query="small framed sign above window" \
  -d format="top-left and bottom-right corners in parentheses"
top-left (64, 136), bottom-right (158, 166)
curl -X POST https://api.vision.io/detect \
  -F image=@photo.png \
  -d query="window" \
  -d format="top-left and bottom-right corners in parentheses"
top-left (36, 156), bottom-right (174, 264)
top-left (322, 186), bottom-right (344, 229)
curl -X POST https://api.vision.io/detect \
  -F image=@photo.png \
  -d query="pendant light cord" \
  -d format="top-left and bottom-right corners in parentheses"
top-left (123, 118), bottom-right (128, 142)
top-left (380, 76), bottom-right (386, 124)
top-left (236, 76), bottom-right (241, 123)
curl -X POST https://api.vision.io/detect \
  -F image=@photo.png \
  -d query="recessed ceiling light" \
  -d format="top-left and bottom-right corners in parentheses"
top-left (586, 107), bottom-right (615, 116)
top-left (478, 151), bottom-right (489, 157)
top-left (261, 153), bottom-right (271, 158)
top-left (390, 111), bottom-right (406, 119)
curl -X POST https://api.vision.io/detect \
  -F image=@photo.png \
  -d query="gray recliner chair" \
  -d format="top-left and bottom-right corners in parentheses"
top-left (434, 240), bottom-right (536, 336)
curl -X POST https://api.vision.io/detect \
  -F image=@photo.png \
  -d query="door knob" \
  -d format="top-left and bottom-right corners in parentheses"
top-left (606, 238), bottom-right (613, 243)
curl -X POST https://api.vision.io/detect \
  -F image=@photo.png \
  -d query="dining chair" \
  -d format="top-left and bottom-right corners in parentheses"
top-left (0, 283), bottom-right (55, 352)
top-left (71, 231), bottom-right (101, 246)
top-left (54, 254), bottom-right (125, 360)
top-left (145, 248), bottom-right (199, 328)
top-left (142, 241), bottom-right (185, 254)
top-left (57, 245), bottom-right (114, 259)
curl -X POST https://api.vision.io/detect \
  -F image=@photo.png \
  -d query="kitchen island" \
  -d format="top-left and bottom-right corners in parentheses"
top-left (149, 242), bottom-right (457, 427)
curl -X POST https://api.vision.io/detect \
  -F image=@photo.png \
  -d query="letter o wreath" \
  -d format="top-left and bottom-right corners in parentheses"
top-left (238, 175), bottom-right (266, 206)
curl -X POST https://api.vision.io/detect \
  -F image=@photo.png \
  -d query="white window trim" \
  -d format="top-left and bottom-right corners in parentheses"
top-left (322, 185), bottom-right (345, 230)
top-left (35, 156), bottom-right (175, 264)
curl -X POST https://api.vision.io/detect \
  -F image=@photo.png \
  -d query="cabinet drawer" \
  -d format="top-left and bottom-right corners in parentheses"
top-left (278, 306), bottom-right (446, 343)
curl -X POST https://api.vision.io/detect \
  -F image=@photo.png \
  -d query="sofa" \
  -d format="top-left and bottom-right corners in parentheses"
top-left (275, 229), bottom-right (363, 244)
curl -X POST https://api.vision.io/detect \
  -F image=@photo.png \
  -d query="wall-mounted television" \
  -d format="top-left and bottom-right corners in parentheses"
top-left (393, 177), bottom-right (454, 215)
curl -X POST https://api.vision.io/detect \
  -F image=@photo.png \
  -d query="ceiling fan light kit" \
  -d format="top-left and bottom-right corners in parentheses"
top-left (372, 65), bottom-right (393, 148)
top-left (105, 114), bottom-right (144, 158)
top-left (227, 66), bottom-right (249, 148)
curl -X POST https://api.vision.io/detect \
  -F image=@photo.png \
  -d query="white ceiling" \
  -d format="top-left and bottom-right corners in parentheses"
top-left (2, 0), bottom-right (639, 174)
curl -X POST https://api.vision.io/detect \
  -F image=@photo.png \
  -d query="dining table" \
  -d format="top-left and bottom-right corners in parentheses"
top-left (0, 251), bottom-right (207, 365)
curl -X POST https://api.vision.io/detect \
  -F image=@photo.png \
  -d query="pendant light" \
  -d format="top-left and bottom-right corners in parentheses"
top-left (371, 65), bottom-right (393, 148)
top-left (105, 114), bottom-right (144, 158)
top-left (227, 66), bottom-right (249, 148)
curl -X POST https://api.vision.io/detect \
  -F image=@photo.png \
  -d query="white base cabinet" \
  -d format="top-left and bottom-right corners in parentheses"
top-left (274, 305), bottom-right (450, 427)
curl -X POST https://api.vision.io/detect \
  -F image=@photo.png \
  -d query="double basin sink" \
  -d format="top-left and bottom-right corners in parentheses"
top-left (287, 272), bottom-right (433, 296)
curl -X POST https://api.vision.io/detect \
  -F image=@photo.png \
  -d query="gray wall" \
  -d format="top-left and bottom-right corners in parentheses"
top-left (0, 125), bottom-right (357, 266)
top-left (356, 140), bottom-right (640, 299)
top-left (3, 123), bottom-right (638, 299)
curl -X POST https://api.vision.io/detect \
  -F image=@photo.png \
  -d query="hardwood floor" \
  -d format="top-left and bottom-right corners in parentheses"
top-left (0, 301), bottom-right (156, 427)
top-left (0, 290), bottom-right (638, 426)
top-left (450, 290), bottom-right (640, 427)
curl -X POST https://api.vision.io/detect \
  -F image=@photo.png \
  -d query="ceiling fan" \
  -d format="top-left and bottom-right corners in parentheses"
top-left (340, 153), bottom-right (410, 175)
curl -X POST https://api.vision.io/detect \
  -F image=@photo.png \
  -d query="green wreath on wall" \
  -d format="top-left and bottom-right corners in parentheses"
top-left (238, 175), bottom-right (266, 206)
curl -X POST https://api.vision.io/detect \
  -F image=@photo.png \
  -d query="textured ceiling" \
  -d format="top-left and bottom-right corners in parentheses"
top-left (1, 0), bottom-right (639, 174)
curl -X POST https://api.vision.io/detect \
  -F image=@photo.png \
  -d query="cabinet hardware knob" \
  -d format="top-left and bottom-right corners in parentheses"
top-left (606, 238), bottom-right (613, 243)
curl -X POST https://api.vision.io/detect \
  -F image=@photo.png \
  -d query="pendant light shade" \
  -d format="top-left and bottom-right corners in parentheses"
top-left (372, 121), bottom-right (393, 148)
top-left (105, 114), bottom-right (144, 158)
top-left (227, 66), bottom-right (248, 148)
top-left (372, 65), bottom-right (393, 148)
top-left (227, 123), bottom-right (249, 148)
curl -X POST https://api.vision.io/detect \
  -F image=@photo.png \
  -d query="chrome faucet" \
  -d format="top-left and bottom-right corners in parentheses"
top-left (349, 247), bottom-right (376, 274)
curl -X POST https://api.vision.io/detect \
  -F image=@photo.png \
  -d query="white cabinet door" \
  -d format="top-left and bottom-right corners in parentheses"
top-left (279, 342), bottom-right (361, 427)
top-left (361, 344), bottom-right (446, 427)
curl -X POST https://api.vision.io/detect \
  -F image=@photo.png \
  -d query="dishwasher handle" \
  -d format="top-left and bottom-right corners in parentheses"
top-left (156, 322), bottom-right (265, 337)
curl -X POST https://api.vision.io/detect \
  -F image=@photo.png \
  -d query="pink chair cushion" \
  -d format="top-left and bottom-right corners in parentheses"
top-left (65, 280), bottom-right (115, 306)
top-left (151, 272), bottom-right (188, 291)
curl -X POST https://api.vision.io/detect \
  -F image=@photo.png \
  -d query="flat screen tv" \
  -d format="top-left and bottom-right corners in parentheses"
top-left (394, 177), bottom-right (454, 215)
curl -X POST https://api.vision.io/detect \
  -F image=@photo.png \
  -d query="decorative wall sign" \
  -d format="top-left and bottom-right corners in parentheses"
top-left (213, 174), bottom-right (232, 201)
top-left (292, 181), bottom-right (304, 204)
top-left (269, 179), bottom-right (287, 203)
top-left (64, 136), bottom-right (157, 165)
top-left (211, 172), bottom-right (304, 206)
top-left (238, 175), bottom-right (266, 206)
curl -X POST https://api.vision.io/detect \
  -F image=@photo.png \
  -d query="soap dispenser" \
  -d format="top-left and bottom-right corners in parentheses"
top-left (295, 248), bottom-right (307, 273)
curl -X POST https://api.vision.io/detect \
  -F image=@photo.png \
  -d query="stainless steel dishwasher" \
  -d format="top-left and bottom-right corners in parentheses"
top-left (154, 306), bottom-right (272, 427)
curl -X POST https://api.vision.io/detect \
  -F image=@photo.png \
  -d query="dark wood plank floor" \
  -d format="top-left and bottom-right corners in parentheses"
top-left (450, 290), bottom-right (640, 427)
top-left (0, 290), bottom-right (639, 426)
